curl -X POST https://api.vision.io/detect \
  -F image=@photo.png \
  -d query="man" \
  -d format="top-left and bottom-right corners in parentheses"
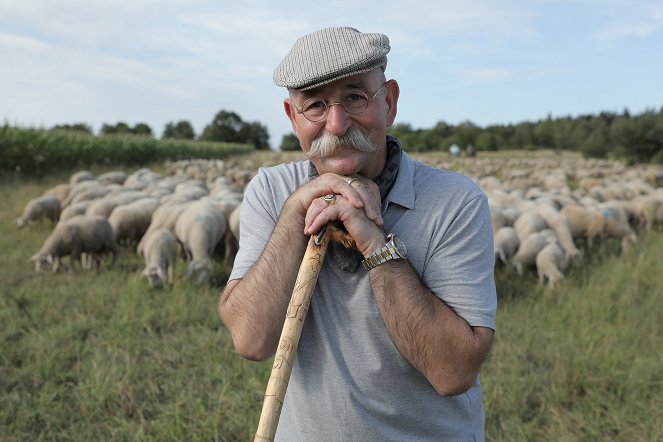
top-left (219, 27), bottom-right (497, 440)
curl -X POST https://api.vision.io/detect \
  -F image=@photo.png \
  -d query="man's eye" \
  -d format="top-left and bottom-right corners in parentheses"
top-left (304, 100), bottom-right (326, 111)
top-left (344, 93), bottom-right (366, 103)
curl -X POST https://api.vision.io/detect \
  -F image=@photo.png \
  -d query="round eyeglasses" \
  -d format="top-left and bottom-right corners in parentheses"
top-left (294, 82), bottom-right (387, 122)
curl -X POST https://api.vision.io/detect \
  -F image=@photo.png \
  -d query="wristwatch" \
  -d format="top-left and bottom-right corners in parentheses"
top-left (361, 233), bottom-right (408, 271)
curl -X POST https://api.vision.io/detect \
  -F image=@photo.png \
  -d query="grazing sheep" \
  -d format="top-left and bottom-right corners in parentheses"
top-left (536, 240), bottom-right (568, 288)
top-left (58, 200), bottom-right (93, 223)
top-left (533, 204), bottom-right (581, 260)
top-left (69, 170), bottom-right (95, 186)
top-left (31, 215), bottom-right (117, 272)
top-left (108, 198), bottom-right (160, 245)
top-left (97, 171), bottom-right (128, 186)
top-left (631, 194), bottom-right (663, 230)
top-left (560, 204), bottom-right (637, 253)
top-left (85, 191), bottom-right (148, 218)
top-left (139, 228), bottom-right (177, 288)
top-left (493, 226), bottom-right (519, 265)
top-left (16, 196), bottom-right (61, 229)
top-left (136, 201), bottom-right (191, 257)
top-left (513, 210), bottom-right (547, 243)
top-left (174, 199), bottom-right (227, 284)
top-left (512, 231), bottom-right (550, 276)
top-left (42, 183), bottom-right (71, 203)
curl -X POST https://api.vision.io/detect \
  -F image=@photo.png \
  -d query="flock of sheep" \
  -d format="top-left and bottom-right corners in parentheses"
top-left (17, 153), bottom-right (663, 289)
top-left (21, 160), bottom-right (249, 287)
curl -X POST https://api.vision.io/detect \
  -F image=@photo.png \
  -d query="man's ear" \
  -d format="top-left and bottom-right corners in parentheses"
top-left (283, 98), bottom-right (299, 134)
top-left (384, 79), bottom-right (400, 128)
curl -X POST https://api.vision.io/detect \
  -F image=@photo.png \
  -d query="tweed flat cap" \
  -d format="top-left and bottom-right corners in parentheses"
top-left (274, 27), bottom-right (390, 91)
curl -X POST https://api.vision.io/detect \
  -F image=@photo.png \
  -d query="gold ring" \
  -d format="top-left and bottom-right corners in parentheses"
top-left (323, 194), bottom-right (336, 205)
top-left (347, 177), bottom-right (358, 186)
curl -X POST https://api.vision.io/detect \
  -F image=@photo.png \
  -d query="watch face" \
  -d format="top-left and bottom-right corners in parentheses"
top-left (391, 235), bottom-right (407, 258)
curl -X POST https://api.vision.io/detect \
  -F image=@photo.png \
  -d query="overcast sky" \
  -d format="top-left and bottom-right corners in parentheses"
top-left (2, 0), bottom-right (662, 149)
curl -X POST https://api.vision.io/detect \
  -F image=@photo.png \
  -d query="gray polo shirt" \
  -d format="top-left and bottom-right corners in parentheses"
top-left (230, 151), bottom-right (497, 441)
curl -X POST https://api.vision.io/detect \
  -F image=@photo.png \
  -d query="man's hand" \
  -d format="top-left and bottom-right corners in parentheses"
top-left (301, 174), bottom-right (387, 257)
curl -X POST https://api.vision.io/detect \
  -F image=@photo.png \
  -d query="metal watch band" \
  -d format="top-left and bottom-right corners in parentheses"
top-left (361, 237), bottom-right (400, 271)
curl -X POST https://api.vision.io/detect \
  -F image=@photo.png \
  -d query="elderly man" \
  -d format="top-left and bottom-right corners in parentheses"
top-left (219, 27), bottom-right (496, 441)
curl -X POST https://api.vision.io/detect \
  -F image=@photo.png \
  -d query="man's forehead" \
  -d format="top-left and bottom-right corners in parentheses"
top-left (295, 73), bottom-right (374, 98)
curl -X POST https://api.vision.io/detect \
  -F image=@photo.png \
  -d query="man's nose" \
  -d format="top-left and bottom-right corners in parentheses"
top-left (325, 102), bottom-right (351, 136)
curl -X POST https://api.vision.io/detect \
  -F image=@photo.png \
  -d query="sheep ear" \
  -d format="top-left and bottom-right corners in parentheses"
top-left (46, 255), bottom-right (54, 265)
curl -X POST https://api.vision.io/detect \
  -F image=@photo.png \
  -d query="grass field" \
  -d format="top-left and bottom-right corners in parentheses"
top-left (1, 158), bottom-right (662, 441)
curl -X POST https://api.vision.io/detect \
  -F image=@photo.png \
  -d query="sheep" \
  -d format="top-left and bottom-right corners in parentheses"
top-left (58, 200), bottom-right (93, 223)
top-left (560, 204), bottom-right (637, 253)
top-left (630, 194), bottom-right (663, 230)
top-left (108, 197), bottom-right (160, 245)
top-left (536, 240), bottom-right (568, 288)
top-left (97, 171), bottom-right (128, 186)
top-left (533, 204), bottom-right (581, 260)
top-left (136, 201), bottom-right (191, 257)
top-left (139, 228), bottom-right (177, 288)
top-left (31, 215), bottom-right (117, 272)
top-left (16, 196), bottom-right (61, 229)
top-left (512, 231), bottom-right (550, 276)
top-left (42, 183), bottom-right (71, 203)
top-left (85, 191), bottom-right (148, 218)
top-left (69, 170), bottom-right (94, 186)
top-left (513, 210), bottom-right (547, 243)
top-left (493, 226), bottom-right (519, 266)
top-left (174, 198), bottom-right (227, 284)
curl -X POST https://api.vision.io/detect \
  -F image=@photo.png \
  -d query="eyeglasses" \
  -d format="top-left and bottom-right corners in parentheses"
top-left (294, 82), bottom-right (387, 122)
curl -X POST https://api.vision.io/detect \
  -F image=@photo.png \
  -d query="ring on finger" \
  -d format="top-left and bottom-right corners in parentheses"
top-left (323, 194), bottom-right (336, 205)
top-left (347, 177), bottom-right (359, 186)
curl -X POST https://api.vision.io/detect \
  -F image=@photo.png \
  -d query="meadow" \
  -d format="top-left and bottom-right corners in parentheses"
top-left (1, 152), bottom-right (662, 441)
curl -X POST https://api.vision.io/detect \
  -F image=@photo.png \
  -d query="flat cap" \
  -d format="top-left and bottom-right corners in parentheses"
top-left (274, 27), bottom-right (390, 91)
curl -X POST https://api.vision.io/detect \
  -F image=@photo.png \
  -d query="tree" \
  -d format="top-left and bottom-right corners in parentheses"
top-left (162, 120), bottom-right (195, 140)
top-left (133, 122), bottom-right (153, 137)
top-left (280, 133), bottom-right (300, 151)
top-left (200, 110), bottom-right (271, 149)
top-left (200, 110), bottom-right (244, 143)
top-left (239, 122), bottom-right (270, 150)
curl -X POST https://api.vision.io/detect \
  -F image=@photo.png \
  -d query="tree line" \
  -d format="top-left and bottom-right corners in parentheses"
top-left (51, 106), bottom-right (663, 164)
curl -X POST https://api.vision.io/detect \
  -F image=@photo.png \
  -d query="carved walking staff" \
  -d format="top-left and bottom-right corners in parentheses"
top-left (254, 223), bottom-right (354, 441)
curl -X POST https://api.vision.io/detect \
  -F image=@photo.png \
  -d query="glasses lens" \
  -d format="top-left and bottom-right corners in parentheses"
top-left (341, 92), bottom-right (369, 115)
top-left (301, 98), bottom-right (327, 121)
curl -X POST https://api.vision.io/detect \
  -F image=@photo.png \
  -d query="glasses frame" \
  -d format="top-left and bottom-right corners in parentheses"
top-left (294, 81), bottom-right (388, 123)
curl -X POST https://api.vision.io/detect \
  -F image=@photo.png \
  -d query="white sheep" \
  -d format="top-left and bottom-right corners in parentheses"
top-left (174, 198), bottom-right (227, 284)
top-left (536, 240), bottom-right (568, 288)
top-left (136, 201), bottom-right (191, 257)
top-left (140, 228), bottom-right (177, 288)
top-left (512, 231), bottom-right (550, 276)
top-left (16, 196), bottom-right (61, 229)
top-left (513, 210), bottom-right (547, 243)
top-left (58, 200), bottom-right (93, 223)
top-left (69, 170), bottom-right (95, 186)
top-left (561, 204), bottom-right (636, 252)
top-left (533, 204), bottom-right (581, 260)
top-left (31, 215), bottom-right (117, 272)
top-left (108, 197), bottom-right (160, 245)
top-left (42, 183), bottom-right (71, 203)
top-left (493, 226), bottom-right (519, 266)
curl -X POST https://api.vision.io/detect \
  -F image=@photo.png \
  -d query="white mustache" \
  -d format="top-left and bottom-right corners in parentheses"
top-left (307, 128), bottom-right (376, 159)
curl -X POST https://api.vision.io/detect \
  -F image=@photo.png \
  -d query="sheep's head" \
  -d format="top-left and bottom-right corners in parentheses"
top-left (142, 266), bottom-right (167, 288)
top-left (184, 259), bottom-right (212, 284)
top-left (31, 253), bottom-right (53, 272)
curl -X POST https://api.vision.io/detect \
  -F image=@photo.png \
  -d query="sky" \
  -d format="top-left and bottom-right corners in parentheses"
top-left (1, 0), bottom-right (662, 149)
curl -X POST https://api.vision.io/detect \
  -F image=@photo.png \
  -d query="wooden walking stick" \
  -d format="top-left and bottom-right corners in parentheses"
top-left (254, 223), bottom-right (354, 441)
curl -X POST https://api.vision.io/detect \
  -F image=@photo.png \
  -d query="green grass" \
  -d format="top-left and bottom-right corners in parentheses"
top-left (1, 170), bottom-right (662, 441)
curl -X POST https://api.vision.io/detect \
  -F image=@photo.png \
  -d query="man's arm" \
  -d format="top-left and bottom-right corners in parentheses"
top-left (369, 259), bottom-right (494, 396)
top-left (219, 201), bottom-right (307, 361)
